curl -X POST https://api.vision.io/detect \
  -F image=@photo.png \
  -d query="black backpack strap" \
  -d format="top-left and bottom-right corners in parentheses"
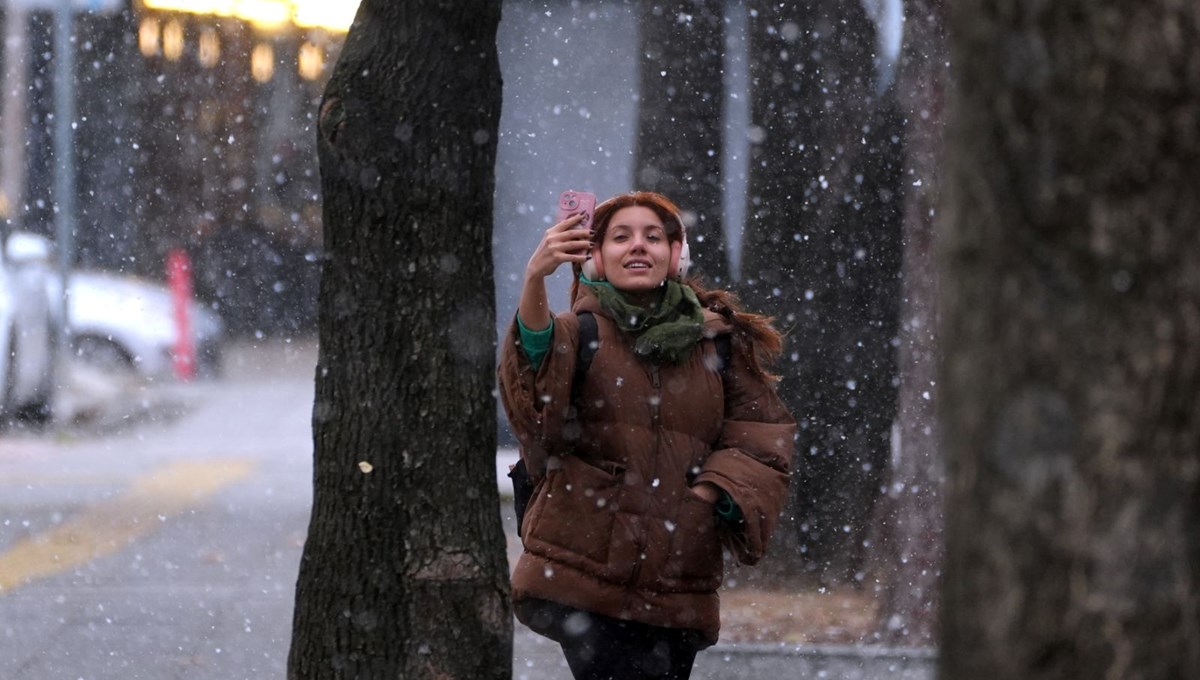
top-left (572, 312), bottom-right (599, 405)
top-left (713, 332), bottom-right (733, 379)
top-left (514, 311), bottom-right (599, 540)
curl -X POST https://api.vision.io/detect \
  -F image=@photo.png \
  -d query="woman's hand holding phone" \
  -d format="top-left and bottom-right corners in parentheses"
top-left (517, 191), bottom-right (597, 332)
top-left (525, 212), bottom-right (593, 280)
top-left (526, 190), bottom-right (597, 280)
top-left (556, 190), bottom-right (596, 231)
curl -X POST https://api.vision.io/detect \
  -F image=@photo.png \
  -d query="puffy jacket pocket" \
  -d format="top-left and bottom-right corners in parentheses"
top-left (662, 493), bottom-right (723, 588)
top-left (525, 455), bottom-right (621, 567)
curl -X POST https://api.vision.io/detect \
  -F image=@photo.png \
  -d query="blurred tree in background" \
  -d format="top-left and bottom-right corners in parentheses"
top-left (868, 0), bottom-right (946, 647)
top-left (739, 0), bottom-right (904, 584)
top-left (633, 0), bottom-right (730, 284)
top-left (940, 1), bottom-right (1200, 676)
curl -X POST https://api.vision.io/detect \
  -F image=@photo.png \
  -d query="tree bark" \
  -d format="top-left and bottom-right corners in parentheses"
top-left (941, 2), bottom-right (1200, 677)
top-left (741, 0), bottom-right (903, 582)
top-left (870, 0), bottom-right (946, 647)
top-left (288, 3), bottom-right (511, 679)
top-left (633, 0), bottom-right (730, 283)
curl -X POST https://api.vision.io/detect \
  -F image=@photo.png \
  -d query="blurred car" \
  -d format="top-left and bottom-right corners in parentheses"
top-left (11, 232), bottom-right (224, 380)
top-left (65, 270), bottom-right (225, 379)
top-left (0, 232), bottom-right (58, 422)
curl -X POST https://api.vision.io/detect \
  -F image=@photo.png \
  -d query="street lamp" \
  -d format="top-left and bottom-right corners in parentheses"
top-left (138, 17), bottom-right (160, 57)
top-left (198, 27), bottom-right (220, 68)
top-left (250, 42), bottom-right (274, 83)
top-left (162, 18), bottom-right (184, 61)
top-left (297, 41), bottom-right (323, 81)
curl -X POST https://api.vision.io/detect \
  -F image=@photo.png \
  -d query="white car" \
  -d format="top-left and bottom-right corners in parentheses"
top-left (65, 270), bottom-right (225, 379)
top-left (0, 232), bottom-right (58, 422)
top-left (10, 232), bottom-right (224, 380)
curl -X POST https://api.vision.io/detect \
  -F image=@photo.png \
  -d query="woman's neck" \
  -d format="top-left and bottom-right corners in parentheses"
top-left (617, 286), bottom-right (665, 309)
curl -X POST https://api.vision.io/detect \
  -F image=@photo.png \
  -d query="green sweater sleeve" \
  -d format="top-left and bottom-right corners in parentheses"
top-left (715, 490), bottom-right (744, 524)
top-left (516, 315), bottom-right (554, 371)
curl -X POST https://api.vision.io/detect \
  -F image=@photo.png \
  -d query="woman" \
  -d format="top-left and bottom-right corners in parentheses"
top-left (499, 191), bottom-right (795, 679)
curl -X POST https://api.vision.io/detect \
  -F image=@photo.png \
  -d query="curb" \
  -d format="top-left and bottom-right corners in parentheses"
top-left (693, 641), bottom-right (935, 679)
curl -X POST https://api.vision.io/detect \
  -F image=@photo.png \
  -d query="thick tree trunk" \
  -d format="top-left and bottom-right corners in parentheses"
top-left (633, 0), bottom-right (729, 283)
top-left (941, 2), bottom-right (1200, 677)
top-left (870, 0), bottom-right (946, 647)
top-left (741, 0), bottom-right (902, 582)
top-left (287, 3), bottom-right (511, 679)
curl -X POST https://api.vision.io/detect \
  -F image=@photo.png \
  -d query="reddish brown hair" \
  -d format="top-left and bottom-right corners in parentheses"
top-left (691, 285), bottom-right (784, 382)
top-left (590, 191), bottom-right (687, 246)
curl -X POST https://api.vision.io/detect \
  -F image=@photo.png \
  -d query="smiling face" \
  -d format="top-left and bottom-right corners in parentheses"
top-left (597, 206), bottom-right (674, 295)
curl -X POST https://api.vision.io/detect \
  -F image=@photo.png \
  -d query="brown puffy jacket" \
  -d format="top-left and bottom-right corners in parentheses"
top-left (498, 290), bottom-right (795, 645)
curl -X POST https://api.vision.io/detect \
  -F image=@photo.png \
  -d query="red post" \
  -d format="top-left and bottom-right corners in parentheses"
top-left (167, 249), bottom-right (195, 381)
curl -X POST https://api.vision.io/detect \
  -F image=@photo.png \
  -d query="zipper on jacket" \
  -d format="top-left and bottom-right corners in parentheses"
top-left (648, 365), bottom-right (661, 424)
top-left (623, 363), bottom-right (662, 610)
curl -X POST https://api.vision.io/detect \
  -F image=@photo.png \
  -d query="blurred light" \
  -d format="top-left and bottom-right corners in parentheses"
top-left (198, 28), bottom-right (220, 68)
top-left (163, 19), bottom-right (185, 61)
top-left (297, 41), bottom-right (323, 80)
top-left (138, 17), bottom-right (160, 57)
top-left (251, 43), bottom-right (275, 83)
top-left (141, 0), bottom-right (360, 32)
top-left (142, 0), bottom-right (242, 18)
top-left (293, 2), bottom-right (357, 31)
top-left (235, 0), bottom-right (290, 30)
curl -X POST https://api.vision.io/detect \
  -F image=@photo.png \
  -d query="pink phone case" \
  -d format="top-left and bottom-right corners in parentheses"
top-left (556, 190), bottom-right (597, 231)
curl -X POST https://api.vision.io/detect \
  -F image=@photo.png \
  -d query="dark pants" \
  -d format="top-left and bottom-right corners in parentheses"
top-left (519, 599), bottom-right (704, 680)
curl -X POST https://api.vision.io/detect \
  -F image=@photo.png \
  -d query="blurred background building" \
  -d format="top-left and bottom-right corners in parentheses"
top-left (0, 1), bottom-right (697, 342)
top-left (1, 0), bottom-right (353, 336)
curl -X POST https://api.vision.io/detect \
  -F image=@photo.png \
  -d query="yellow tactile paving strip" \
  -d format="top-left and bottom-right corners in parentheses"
top-left (0, 458), bottom-right (256, 593)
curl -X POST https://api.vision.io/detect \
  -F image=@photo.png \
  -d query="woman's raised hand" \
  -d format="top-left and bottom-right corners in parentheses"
top-left (525, 213), bottom-right (592, 280)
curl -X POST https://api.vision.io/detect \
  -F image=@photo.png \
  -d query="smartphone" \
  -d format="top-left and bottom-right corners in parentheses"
top-left (556, 190), bottom-right (597, 231)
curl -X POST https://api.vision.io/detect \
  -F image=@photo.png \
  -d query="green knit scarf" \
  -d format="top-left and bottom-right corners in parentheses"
top-left (582, 275), bottom-right (704, 365)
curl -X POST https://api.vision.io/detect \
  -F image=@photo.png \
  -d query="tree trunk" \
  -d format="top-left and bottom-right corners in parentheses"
top-left (288, 4), bottom-right (511, 679)
top-left (741, 0), bottom-right (903, 583)
top-left (633, 0), bottom-right (729, 283)
top-left (870, 0), bottom-right (946, 647)
top-left (74, 9), bottom-right (141, 270)
top-left (940, 2), bottom-right (1200, 678)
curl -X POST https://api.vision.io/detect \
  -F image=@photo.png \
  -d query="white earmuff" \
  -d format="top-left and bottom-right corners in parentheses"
top-left (672, 236), bottom-right (691, 279)
top-left (582, 236), bottom-right (605, 280)
top-left (582, 253), bottom-right (600, 280)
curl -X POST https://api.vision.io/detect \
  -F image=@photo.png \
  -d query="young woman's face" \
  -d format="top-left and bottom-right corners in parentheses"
top-left (598, 206), bottom-right (673, 293)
